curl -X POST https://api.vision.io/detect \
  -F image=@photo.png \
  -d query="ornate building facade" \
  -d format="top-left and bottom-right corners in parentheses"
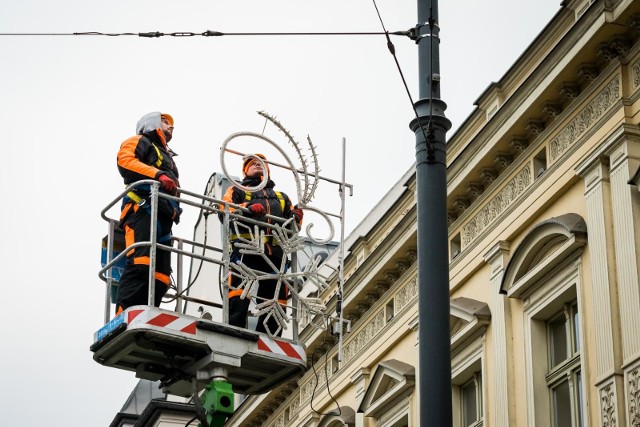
top-left (224, 0), bottom-right (640, 426)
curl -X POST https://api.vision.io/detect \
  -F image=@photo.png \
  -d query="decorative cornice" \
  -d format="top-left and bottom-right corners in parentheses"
top-left (578, 63), bottom-right (599, 84)
top-left (465, 182), bottom-right (485, 200)
top-left (394, 261), bottom-right (409, 274)
top-left (608, 36), bottom-right (631, 58)
top-left (560, 83), bottom-right (581, 101)
top-left (479, 167), bottom-right (499, 185)
top-left (374, 280), bottom-right (390, 294)
top-left (452, 196), bottom-right (470, 214)
top-left (550, 77), bottom-right (620, 162)
top-left (508, 137), bottom-right (530, 155)
top-left (543, 102), bottom-right (563, 120)
top-left (525, 119), bottom-right (545, 138)
top-left (494, 153), bottom-right (514, 171)
top-left (462, 165), bottom-right (532, 248)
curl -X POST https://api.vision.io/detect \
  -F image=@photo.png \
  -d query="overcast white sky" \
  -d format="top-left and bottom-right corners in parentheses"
top-left (0, 1), bottom-right (560, 425)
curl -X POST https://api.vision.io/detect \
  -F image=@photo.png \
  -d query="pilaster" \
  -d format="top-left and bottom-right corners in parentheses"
top-left (483, 241), bottom-right (512, 427)
top-left (607, 138), bottom-right (640, 427)
top-left (579, 158), bottom-right (624, 426)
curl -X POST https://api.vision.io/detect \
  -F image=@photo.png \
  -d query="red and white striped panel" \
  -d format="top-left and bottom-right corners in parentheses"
top-left (126, 308), bottom-right (197, 335)
top-left (257, 337), bottom-right (306, 361)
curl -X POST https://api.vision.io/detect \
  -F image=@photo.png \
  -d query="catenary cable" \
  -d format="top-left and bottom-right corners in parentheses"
top-left (0, 30), bottom-right (411, 37)
top-left (371, 0), bottom-right (437, 158)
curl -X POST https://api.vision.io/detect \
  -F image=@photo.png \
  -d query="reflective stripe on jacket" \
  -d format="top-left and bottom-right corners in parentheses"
top-left (219, 178), bottom-right (293, 230)
top-left (117, 129), bottom-right (180, 186)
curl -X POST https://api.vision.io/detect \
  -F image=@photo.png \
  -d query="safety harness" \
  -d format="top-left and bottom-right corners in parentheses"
top-left (229, 190), bottom-right (286, 243)
top-left (121, 144), bottom-right (179, 243)
top-left (228, 190), bottom-right (290, 301)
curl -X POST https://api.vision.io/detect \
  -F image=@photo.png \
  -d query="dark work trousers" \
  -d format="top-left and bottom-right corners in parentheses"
top-left (228, 252), bottom-right (288, 336)
top-left (116, 203), bottom-right (173, 312)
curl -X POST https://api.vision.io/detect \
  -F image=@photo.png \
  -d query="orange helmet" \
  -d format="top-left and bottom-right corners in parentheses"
top-left (242, 153), bottom-right (270, 177)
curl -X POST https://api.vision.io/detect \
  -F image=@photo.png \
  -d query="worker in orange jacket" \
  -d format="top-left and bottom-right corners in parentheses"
top-left (220, 154), bottom-right (303, 336)
top-left (115, 112), bottom-right (182, 314)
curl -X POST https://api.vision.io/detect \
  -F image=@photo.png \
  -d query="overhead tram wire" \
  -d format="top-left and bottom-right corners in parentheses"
top-left (370, 0), bottom-right (436, 157)
top-left (0, 30), bottom-right (412, 38)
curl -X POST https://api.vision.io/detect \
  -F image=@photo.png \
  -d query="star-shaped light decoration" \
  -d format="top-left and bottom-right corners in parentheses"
top-left (254, 294), bottom-right (289, 337)
top-left (231, 222), bottom-right (265, 256)
top-left (227, 261), bottom-right (261, 299)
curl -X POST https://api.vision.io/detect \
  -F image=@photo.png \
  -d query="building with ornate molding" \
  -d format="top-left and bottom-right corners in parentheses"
top-left (221, 1), bottom-right (640, 426)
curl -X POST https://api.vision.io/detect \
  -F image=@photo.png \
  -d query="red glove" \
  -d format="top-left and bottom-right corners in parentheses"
top-left (158, 174), bottom-right (177, 194)
top-left (248, 203), bottom-right (266, 217)
top-left (292, 206), bottom-right (303, 223)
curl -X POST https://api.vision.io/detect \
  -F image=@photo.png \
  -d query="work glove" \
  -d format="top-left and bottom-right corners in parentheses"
top-left (158, 174), bottom-right (177, 194)
top-left (247, 203), bottom-right (266, 217)
top-left (292, 206), bottom-right (303, 223)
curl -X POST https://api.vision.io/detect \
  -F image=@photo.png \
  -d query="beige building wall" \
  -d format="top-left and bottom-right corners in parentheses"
top-left (225, 1), bottom-right (640, 426)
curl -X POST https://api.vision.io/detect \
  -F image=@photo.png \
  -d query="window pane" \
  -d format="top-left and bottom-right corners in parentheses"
top-left (549, 316), bottom-right (568, 368)
top-left (576, 371), bottom-right (584, 427)
top-left (462, 381), bottom-right (477, 426)
top-left (552, 379), bottom-right (571, 427)
top-left (573, 304), bottom-right (580, 353)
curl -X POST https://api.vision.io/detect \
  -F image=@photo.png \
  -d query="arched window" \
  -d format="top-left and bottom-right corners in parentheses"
top-left (317, 406), bottom-right (355, 427)
top-left (500, 213), bottom-right (587, 427)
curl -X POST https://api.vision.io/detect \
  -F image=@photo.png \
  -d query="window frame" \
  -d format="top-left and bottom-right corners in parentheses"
top-left (522, 258), bottom-right (586, 427)
top-left (451, 335), bottom-right (485, 427)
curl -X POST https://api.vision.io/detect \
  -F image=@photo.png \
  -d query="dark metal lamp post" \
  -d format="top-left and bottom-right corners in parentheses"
top-left (409, 0), bottom-right (453, 425)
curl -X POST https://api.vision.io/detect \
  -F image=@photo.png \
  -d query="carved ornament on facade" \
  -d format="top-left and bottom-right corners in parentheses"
top-left (629, 13), bottom-right (640, 32)
top-left (632, 57), bottom-right (640, 89)
top-left (301, 363), bottom-right (332, 400)
top-left (300, 377), bottom-right (315, 403)
top-left (494, 153), bottom-right (514, 171)
top-left (405, 249), bottom-right (418, 262)
top-left (480, 167), bottom-right (499, 185)
top-left (395, 260), bottom-right (409, 273)
top-left (543, 102), bottom-right (562, 120)
top-left (447, 211), bottom-right (458, 226)
top-left (395, 278), bottom-right (418, 312)
top-left (598, 44), bottom-right (619, 63)
top-left (318, 342), bottom-right (332, 353)
top-left (609, 36), bottom-right (630, 57)
top-left (452, 196), bottom-right (470, 214)
top-left (508, 137), bottom-right (530, 155)
top-left (466, 182), bottom-right (485, 200)
top-left (383, 271), bottom-right (397, 283)
top-left (550, 77), bottom-right (620, 162)
top-left (356, 302), bottom-right (370, 314)
top-left (578, 64), bottom-right (599, 83)
top-left (375, 280), bottom-right (390, 294)
top-left (342, 310), bottom-right (386, 364)
top-left (525, 119), bottom-right (546, 137)
top-left (629, 367), bottom-right (640, 426)
top-left (365, 293), bottom-right (379, 305)
top-left (462, 165), bottom-right (532, 247)
top-left (346, 311), bottom-right (361, 323)
top-left (291, 397), bottom-right (300, 414)
top-left (560, 83), bottom-right (581, 101)
top-left (600, 384), bottom-right (617, 427)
